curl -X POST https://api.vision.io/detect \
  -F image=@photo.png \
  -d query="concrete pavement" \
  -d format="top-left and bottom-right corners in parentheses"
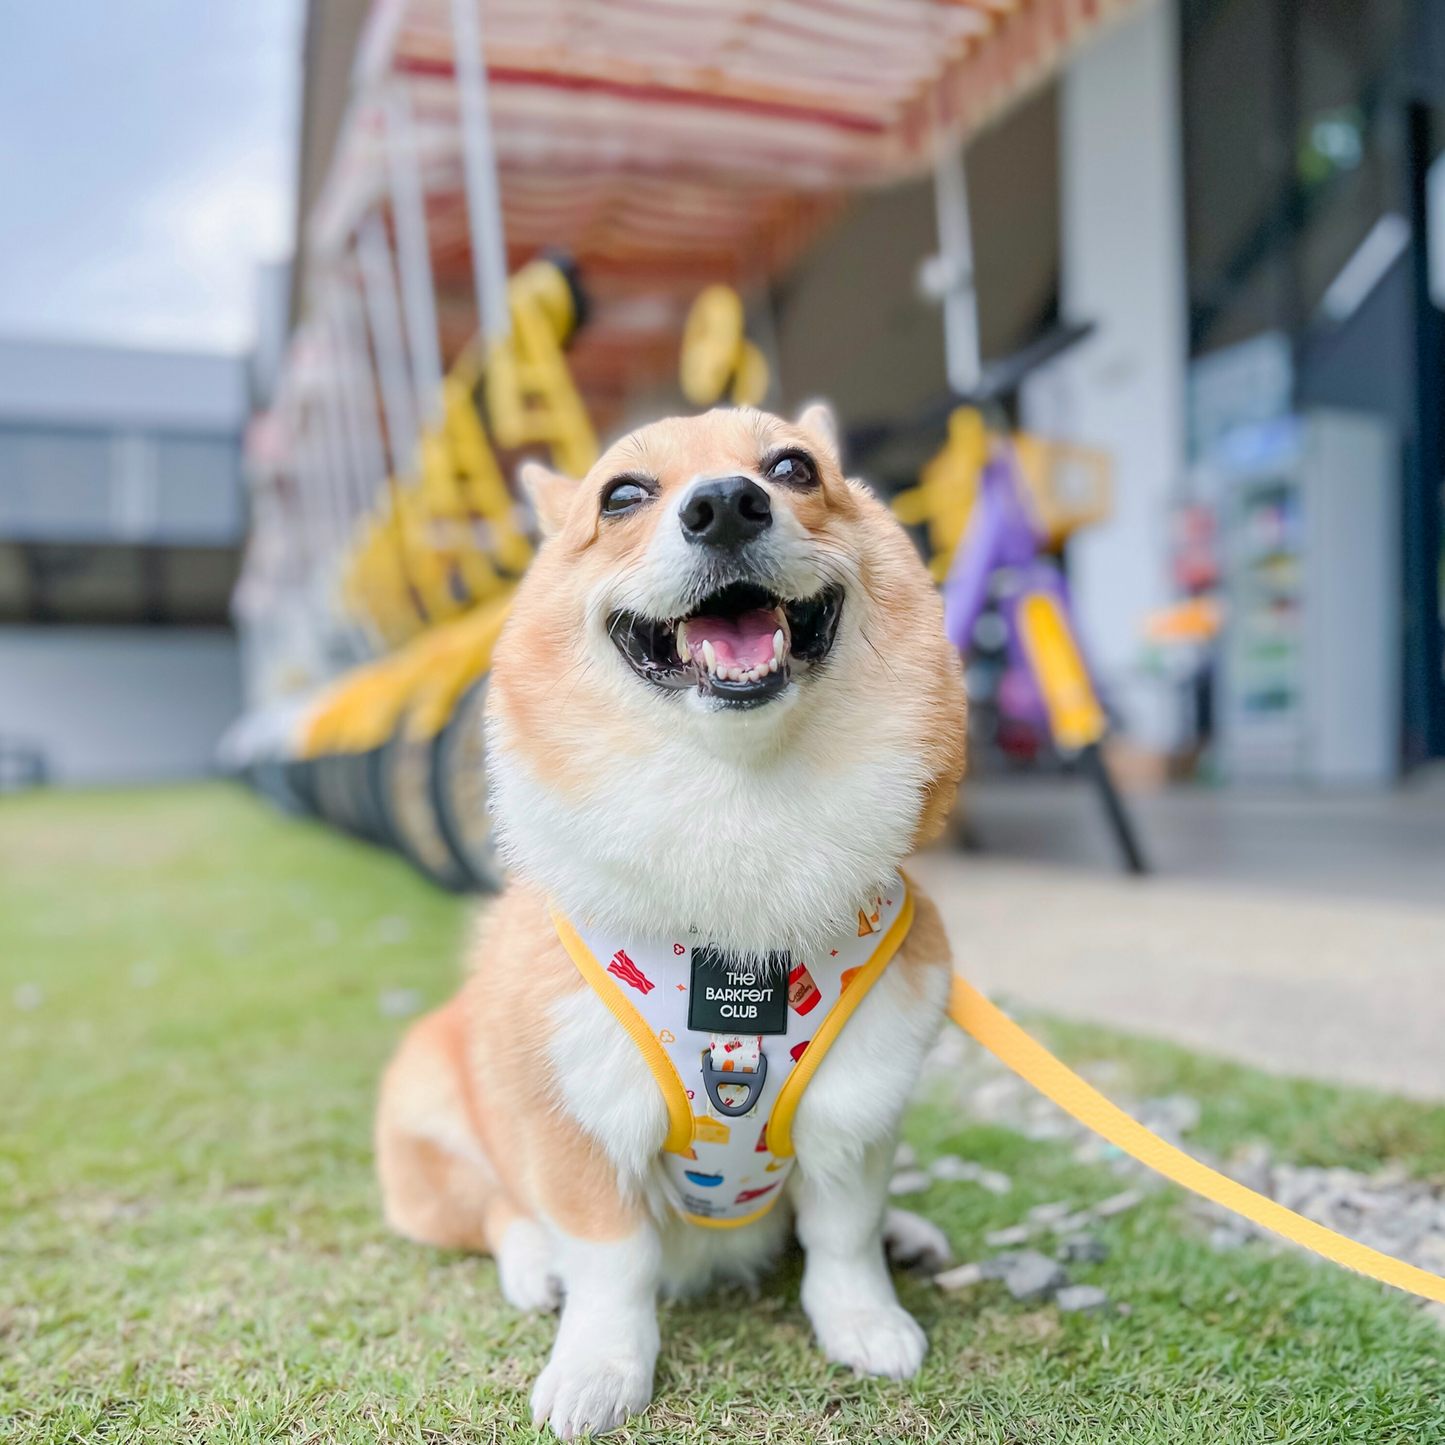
top-left (908, 778), bottom-right (1445, 1103)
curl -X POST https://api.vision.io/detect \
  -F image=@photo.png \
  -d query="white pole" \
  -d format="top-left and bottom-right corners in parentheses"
top-left (448, 0), bottom-right (511, 347)
top-left (320, 346), bottom-right (354, 528)
top-left (934, 145), bottom-right (982, 395)
top-left (384, 82), bottom-right (446, 429)
top-left (324, 292), bottom-right (373, 518)
top-left (295, 402), bottom-right (333, 567)
top-left (356, 214), bottom-right (419, 474)
top-left (312, 345), bottom-right (353, 554)
top-left (336, 279), bottom-right (389, 500)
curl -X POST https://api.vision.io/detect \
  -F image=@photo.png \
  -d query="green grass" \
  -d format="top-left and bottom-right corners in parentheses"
top-left (3, 782), bottom-right (1444, 1442)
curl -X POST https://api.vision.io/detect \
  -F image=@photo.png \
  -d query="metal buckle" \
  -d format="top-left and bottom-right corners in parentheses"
top-left (700, 1047), bottom-right (768, 1117)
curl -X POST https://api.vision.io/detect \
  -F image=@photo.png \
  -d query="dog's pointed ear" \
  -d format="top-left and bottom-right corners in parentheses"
top-left (795, 400), bottom-right (840, 466)
top-left (518, 460), bottom-right (580, 537)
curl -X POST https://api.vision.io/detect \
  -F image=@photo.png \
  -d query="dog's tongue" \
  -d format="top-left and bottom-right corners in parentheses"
top-left (686, 608), bottom-right (779, 670)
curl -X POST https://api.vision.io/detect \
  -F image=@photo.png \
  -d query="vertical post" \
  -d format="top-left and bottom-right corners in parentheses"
top-left (1054, 0), bottom-right (1187, 752)
top-left (448, 0), bottom-right (511, 347)
top-left (317, 322), bottom-right (359, 536)
top-left (357, 214), bottom-right (419, 475)
top-left (935, 144), bottom-right (982, 396)
top-left (1407, 102), bottom-right (1445, 763)
top-left (335, 280), bottom-right (390, 502)
top-left (385, 83), bottom-right (445, 429)
top-left (320, 295), bottom-right (364, 521)
top-left (294, 397), bottom-right (333, 568)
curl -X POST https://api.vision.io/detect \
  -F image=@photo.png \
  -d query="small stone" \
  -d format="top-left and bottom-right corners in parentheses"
top-left (379, 987), bottom-right (423, 1018)
top-left (373, 914), bottom-right (412, 944)
top-left (1056, 1284), bottom-right (1109, 1314)
top-left (1057, 1233), bottom-right (1109, 1264)
top-left (1002, 1251), bottom-right (1070, 1302)
top-left (934, 1262), bottom-right (984, 1291)
top-left (1116, 1301), bottom-right (1133, 1317)
top-left (930, 1154), bottom-right (980, 1183)
top-left (978, 1170), bottom-right (1013, 1196)
top-left (978, 1253), bottom-right (1022, 1279)
top-left (1413, 1232), bottom-right (1445, 1275)
top-left (128, 961), bottom-right (159, 988)
top-left (1210, 1226), bottom-right (1248, 1252)
top-left (1138, 1094), bottom-right (1202, 1137)
top-left (971, 1076), bottom-right (1025, 1119)
top-left (1095, 1189), bottom-right (1144, 1218)
top-left (1048, 1211), bottom-right (1097, 1236)
top-left (1228, 1141), bottom-right (1274, 1196)
top-left (1027, 1201), bottom-right (1075, 1225)
top-left (985, 1224), bottom-right (1032, 1248)
top-left (1024, 1117), bottom-right (1077, 1142)
top-left (888, 1170), bottom-right (931, 1197)
top-left (894, 1142), bottom-right (917, 1170)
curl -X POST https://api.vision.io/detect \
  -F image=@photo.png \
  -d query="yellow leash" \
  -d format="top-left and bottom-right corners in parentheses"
top-left (947, 973), bottom-right (1445, 1305)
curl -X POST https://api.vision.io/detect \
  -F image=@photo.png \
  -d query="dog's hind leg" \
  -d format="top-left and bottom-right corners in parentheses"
top-left (883, 1208), bottom-right (952, 1272)
top-left (376, 999), bottom-right (558, 1309)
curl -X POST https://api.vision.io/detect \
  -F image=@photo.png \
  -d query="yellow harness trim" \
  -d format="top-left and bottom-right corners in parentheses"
top-left (947, 974), bottom-right (1445, 1305)
top-left (552, 910), bottom-right (695, 1155)
top-left (551, 886), bottom-right (914, 1173)
top-left (766, 887), bottom-right (916, 1160)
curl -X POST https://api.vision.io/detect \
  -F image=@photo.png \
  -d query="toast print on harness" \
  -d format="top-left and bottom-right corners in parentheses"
top-left (375, 404), bottom-right (966, 1439)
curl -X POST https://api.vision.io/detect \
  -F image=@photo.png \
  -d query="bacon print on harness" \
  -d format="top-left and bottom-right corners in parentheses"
top-left (554, 873), bottom-right (913, 1228)
top-left (606, 949), bottom-right (654, 994)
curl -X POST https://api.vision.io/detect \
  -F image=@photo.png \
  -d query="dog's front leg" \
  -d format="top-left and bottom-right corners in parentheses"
top-left (530, 1221), bottom-right (661, 1440)
top-left (792, 1139), bottom-right (928, 1380)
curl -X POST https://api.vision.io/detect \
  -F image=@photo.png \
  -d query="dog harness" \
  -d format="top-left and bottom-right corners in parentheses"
top-left (552, 873), bottom-right (914, 1227)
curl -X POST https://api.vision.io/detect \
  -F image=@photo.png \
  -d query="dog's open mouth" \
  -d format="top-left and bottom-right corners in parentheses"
top-left (608, 580), bottom-right (843, 707)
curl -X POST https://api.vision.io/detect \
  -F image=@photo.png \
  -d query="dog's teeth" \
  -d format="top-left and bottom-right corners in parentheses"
top-left (677, 622), bottom-right (691, 663)
top-left (702, 639), bottom-right (717, 674)
top-left (773, 629), bottom-right (785, 662)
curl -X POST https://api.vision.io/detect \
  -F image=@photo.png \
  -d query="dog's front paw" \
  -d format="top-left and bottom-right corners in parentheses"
top-left (530, 1348), bottom-right (654, 1440)
top-left (815, 1302), bottom-right (928, 1380)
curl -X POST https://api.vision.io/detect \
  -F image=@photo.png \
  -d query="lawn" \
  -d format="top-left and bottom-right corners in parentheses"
top-left (3, 783), bottom-right (1444, 1443)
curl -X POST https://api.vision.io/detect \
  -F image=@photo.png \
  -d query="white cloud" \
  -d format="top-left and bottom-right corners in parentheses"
top-left (0, 0), bottom-right (302, 355)
top-left (68, 144), bottom-right (294, 352)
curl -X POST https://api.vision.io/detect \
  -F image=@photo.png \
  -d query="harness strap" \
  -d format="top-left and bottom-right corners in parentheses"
top-left (947, 973), bottom-right (1445, 1305)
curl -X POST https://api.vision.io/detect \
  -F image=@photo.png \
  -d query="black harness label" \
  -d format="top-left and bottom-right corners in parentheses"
top-left (688, 947), bottom-right (789, 1034)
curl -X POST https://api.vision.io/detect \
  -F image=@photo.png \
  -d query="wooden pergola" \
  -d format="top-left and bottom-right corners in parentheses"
top-left (305, 0), bottom-right (1142, 429)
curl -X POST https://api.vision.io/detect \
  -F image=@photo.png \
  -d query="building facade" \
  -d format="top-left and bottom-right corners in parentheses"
top-left (0, 338), bottom-right (248, 782)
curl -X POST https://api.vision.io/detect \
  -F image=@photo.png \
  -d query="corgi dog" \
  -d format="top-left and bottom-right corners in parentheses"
top-left (375, 403), bottom-right (967, 1438)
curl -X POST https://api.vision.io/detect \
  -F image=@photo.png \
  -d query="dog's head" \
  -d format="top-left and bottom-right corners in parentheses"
top-left (487, 405), bottom-right (965, 953)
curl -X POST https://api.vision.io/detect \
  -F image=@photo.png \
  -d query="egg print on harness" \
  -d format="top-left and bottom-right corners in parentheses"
top-left (552, 873), bottom-right (914, 1225)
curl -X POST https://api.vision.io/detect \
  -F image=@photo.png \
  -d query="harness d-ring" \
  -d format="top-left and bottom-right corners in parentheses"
top-left (700, 1048), bottom-right (768, 1117)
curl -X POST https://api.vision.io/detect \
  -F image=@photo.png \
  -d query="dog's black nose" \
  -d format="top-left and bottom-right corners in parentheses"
top-left (679, 476), bottom-right (772, 548)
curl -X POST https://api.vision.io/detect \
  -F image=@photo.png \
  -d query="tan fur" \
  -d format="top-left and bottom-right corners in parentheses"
top-left (493, 408), bottom-right (964, 817)
top-left (377, 884), bottom-right (649, 1246)
top-left (375, 407), bottom-right (968, 1404)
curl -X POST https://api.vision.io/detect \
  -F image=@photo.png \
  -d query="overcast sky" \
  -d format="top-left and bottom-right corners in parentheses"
top-left (0, 1), bottom-right (302, 356)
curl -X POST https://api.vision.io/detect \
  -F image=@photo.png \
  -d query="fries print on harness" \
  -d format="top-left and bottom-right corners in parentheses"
top-left (375, 404), bottom-right (966, 1440)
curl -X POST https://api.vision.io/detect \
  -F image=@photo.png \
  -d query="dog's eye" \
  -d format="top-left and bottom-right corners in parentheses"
top-left (766, 451), bottom-right (818, 488)
top-left (601, 478), bottom-right (652, 515)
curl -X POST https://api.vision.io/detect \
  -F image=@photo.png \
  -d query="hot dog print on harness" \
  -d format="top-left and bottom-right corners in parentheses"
top-left (553, 874), bottom-right (914, 1226)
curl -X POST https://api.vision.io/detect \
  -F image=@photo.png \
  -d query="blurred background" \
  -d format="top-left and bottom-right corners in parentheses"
top-left (2, 0), bottom-right (1445, 1085)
